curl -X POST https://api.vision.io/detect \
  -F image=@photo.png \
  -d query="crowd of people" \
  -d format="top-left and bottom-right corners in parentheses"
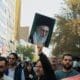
top-left (0, 46), bottom-right (80, 80)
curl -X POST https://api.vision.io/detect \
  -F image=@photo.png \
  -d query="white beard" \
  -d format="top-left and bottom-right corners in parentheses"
top-left (33, 32), bottom-right (48, 44)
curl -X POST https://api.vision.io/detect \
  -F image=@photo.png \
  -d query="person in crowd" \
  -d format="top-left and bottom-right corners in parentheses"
top-left (55, 52), bottom-right (79, 80)
top-left (14, 61), bottom-right (25, 80)
top-left (14, 60), bottom-right (36, 80)
top-left (73, 57), bottom-right (80, 73)
top-left (5, 53), bottom-right (18, 80)
top-left (0, 56), bottom-right (13, 80)
top-left (49, 55), bottom-right (58, 70)
top-left (57, 57), bottom-right (63, 70)
top-left (34, 45), bottom-right (57, 80)
top-left (23, 61), bottom-right (36, 80)
top-left (7, 54), bottom-right (29, 80)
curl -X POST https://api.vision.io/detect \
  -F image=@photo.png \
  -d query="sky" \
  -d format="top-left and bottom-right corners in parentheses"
top-left (20, 0), bottom-right (64, 56)
top-left (20, 0), bottom-right (64, 27)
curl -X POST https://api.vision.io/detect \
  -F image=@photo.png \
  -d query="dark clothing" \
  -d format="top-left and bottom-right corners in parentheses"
top-left (14, 64), bottom-right (22, 80)
top-left (55, 69), bottom-right (79, 80)
top-left (38, 53), bottom-right (57, 80)
top-left (74, 67), bottom-right (80, 73)
top-left (14, 63), bottom-right (36, 80)
top-left (5, 64), bottom-right (36, 80)
top-left (5, 64), bottom-right (23, 80)
top-left (24, 67), bottom-right (36, 80)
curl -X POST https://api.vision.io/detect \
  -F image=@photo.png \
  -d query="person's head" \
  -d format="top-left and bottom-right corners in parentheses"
top-left (8, 53), bottom-right (18, 66)
top-left (24, 61), bottom-right (32, 72)
top-left (62, 53), bottom-right (73, 71)
top-left (0, 57), bottom-right (8, 77)
top-left (37, 25), bottom-right (49, 37)
top-left (49, 55), bottom-right (57, 70)
top-left (34, 60), bottom-right (44, 77)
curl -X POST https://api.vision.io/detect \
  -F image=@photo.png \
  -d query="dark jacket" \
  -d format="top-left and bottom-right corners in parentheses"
top-left (24, 67), bottom-right (36, 80)
top-left (38, 53), bottom-right (57, 80)
top-left (14, 63), bottom-right (36, 80)
top-left (5, 63), bottom-right (36, 80)
top-left (5, 64), bottom-right (24, 80)
top-left (14, 63), bottom-right (23, 80)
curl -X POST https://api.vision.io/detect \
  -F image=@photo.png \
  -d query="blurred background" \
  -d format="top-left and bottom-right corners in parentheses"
top-left (0, 0), bottom-right (80, 61)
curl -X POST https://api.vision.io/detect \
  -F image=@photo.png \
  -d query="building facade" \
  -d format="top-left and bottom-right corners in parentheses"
top-left (0, 0), bottom-right (19, 54)
top-left (19, 27), bottom-right (29, 41)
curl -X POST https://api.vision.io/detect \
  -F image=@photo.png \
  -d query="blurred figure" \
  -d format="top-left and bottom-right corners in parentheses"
top-left (0, 57), bottom-right (13, 80)
top-left (73, 57), bottom-right (80, 73)
top-left (14, 61), bottom-right (36, 80)
top-left (34, 60), bottom-right (44, 80)
top-left (24, 61), bottom-right (36, 80)
top-left (14, 61), bottom-right (25, 80)
top-left (55, 53), bottom-right (79, 80)
top-left (34, 45), bottom-right (56, 80)
top-left (49, 55), bottom-right (57, 70)
top-left (5, 53), bottom-right (18, 79)
top-left (57, 57), bottom-right (63, 70)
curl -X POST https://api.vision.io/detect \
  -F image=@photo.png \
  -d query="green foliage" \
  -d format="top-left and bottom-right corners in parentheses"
top-left (52, 0), bottom-right (80, 56)
top-left (16, 44), bottom-right (35, 61)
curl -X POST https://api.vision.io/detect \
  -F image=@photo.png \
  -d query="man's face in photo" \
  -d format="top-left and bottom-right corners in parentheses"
top-left (38, 25), bottom-right (49, 37)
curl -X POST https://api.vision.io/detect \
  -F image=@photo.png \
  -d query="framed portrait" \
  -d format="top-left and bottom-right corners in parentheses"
top-left (28, 13), bottom-right (55, 47)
